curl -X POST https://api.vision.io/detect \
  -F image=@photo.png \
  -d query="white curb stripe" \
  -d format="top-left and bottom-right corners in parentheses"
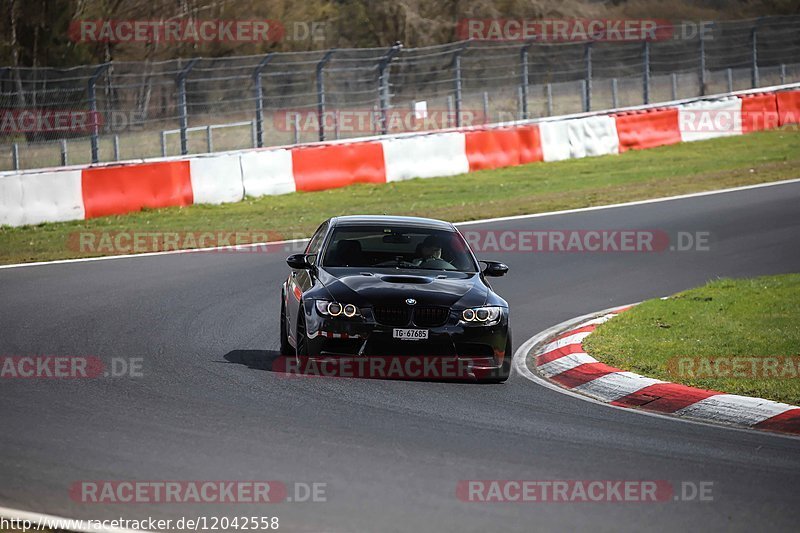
top-left (537, 352), bottom-right (598, 378)
top-left (578, 314), bottom-right (618, 327)
top-left (674, 394), bottom-right (798, 426)
top-left (572, 371), bottom-right (667, 402)
top-left (537, 331), bottom-right (593, 356)
top-left (514, 303), bottom-right (800, 439)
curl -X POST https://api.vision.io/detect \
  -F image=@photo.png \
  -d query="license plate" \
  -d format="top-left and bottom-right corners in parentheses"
top-left (393, 328), bottom-right (429, 340)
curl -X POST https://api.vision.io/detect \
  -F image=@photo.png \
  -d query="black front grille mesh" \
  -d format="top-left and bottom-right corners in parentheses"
top-left (373, 305), bottom-right (449, 327)
top-left (412, 306), bottom-right (450, 327)
top-left (373, 306), bottom-right (412, 326)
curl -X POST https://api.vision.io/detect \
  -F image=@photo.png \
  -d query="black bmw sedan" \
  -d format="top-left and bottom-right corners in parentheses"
top-left (279, 215), bottom-right (511, 382)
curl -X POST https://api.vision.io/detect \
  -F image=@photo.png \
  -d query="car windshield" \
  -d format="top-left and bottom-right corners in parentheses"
top-left (322, 225), bottom-right (478, 272)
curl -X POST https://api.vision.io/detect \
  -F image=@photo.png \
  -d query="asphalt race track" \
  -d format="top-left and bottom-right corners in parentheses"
top-left (1, 181), bottom-right (800, 532)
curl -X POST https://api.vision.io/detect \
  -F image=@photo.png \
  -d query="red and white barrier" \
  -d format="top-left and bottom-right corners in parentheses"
top-left (614, 108), bottom-right (681, 152)
top-left (292, 142), bottom-right (385, 191)
top-left (740, 93), bottom-right (780, 133)
top-left (240, 149), bottom-right (295, 197)
top-left (464, 126), bottom-right (542, 171)
top-left (189, 154), bottom-right (244, 204)
top-left (538, 121), bottom-right (570, 162)
top-left (568, 115), bottom-right (620, 158)
top-left (1, 86), bottom-right (798, 228)
top-left (383, 132), bottom-right (469, 182)
top-left (81, 161), bottom-right (193, 219)
top-left (678, 97), bottom-right (743, 142)
top-left (777, 90), bottom-right (800, 126)
top-left (0, 169), bottom-right (84, 226)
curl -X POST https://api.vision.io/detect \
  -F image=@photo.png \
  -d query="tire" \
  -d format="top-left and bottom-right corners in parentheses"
top-left (279, 295), bottom-right (291, 356)
top-left (479, 338), bottom-right (512, 384)
top-left (295, 308), bottom-right (309, 357)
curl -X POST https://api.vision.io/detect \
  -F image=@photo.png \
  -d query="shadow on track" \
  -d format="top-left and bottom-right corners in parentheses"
top-left (223, 349), bottom-right (283, 372)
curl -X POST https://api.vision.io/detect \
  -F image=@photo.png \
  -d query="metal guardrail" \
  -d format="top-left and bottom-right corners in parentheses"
top-left (160, 121), bottom-right (256, 157)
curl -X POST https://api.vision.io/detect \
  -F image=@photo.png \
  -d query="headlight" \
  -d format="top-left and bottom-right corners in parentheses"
top-left (460, 306), bottom-right (503, 326)
top-left (315, 300), bottom-right (360, 318)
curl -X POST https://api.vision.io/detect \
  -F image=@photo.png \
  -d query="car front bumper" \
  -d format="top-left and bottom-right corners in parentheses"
top-left (299, 306), bottom-right (510, 379)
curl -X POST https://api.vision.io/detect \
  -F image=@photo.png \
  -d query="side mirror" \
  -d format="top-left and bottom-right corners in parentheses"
top-left (286, 253), bottom-right (312, 270)
top-left (481, 260), bottom-right (509, 277)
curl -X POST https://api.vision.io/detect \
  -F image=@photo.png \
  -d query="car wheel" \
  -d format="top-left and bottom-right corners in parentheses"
top-left (279, 296), bottom-right (291, 356)
top-left (295, 309), bottom-right (309, 358)
top-left (479, 338), bottom-right (512, 384)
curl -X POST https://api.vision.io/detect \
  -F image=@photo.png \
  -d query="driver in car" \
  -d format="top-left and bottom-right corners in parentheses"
top-left (412, 236), bottom-right (445, 266)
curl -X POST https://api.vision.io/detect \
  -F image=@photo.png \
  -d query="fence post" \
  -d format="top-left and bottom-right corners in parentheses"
top-left (780, 64), bottom-right (786, 85)
top-left (447, 95), bottom-right (454, 127)
top-left (12, 143), bottom-right (19, 170)
top-left (113, 134), bottom-right (120, 161)
top-left (482, 91), bottom-right (489, 124)
top-left (453, 44), bottom-right (467, 128)
top-left (176, 58), bottom-right (199, 156)
top-left (520, 42), bottom-right (531, 119)
top-left (751, 25), bottom-right (759, 88)
top-left (206, 125), bottom-right (213, 153)
top-left (546, 83), bottom-right (553, 116)
top-left (584, 42), bottom-right (593, 112)
top-left (316, 50), bottom-right (336, 142)
top-left (293, 114), bottom-right (300, 144)
top-left (611, 78), bottom-right (618, 108)
top-left (60, 139), bottom-right (68, 166)
top-left (642, 40), bottom-right (650, 105)
top-left (377, 43), bottom-right (402, 135)
top-left (699, 31), bottom-right (706, 96)
top-left (579, 80), bottom-right (586, 113)
top-left (88, 63), bottom-right (110, 164)
top-left (161, 131), bottom-right (167, 157)
top-left (727, 68), bottom-right (733, 92)
top-left (671, 73), bottom-right (678, 100)
top-left (252, 53), bottom-right (275, 148)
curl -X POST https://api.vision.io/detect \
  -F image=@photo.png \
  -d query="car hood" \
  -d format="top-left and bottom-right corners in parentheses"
top-left (318, 268), bottom-right (491, 308)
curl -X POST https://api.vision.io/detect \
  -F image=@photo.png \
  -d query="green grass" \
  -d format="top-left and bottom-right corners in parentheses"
top-left (1, 126), bottom-right (798, 265)
top-left (584, 274), bottom-right (800, 405)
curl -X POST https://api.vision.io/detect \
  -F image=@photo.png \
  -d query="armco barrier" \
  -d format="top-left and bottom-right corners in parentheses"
top-left (0, 169), bottom-right (84, 226)
top-left (613, 108), bottom-right (681, 152)
top-left (740, 93), bottom-right (780, 133)
top-left (1, 84), bottom-right (798, 229)
top-left (382, 132), bottom-right (469, 182)
top-left (81, 161), bottom-right (193, 219)
top-left (464, 125), bottom-right (542, 171)
top-left (777, 90), bottom-right (800, 126)
top-left (291, 142), bottom-right (386, 192)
